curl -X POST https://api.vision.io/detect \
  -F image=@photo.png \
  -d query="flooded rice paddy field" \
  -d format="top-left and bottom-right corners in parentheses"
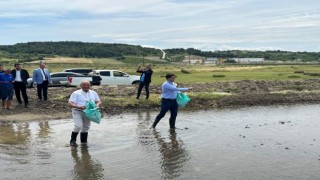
top-left (1, 104), bottom-right (320, 180)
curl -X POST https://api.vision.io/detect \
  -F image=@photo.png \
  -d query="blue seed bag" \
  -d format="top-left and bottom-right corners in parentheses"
top-left (176, 92), bottom-right (190, 107)
top-left (83, 101), bottom-right (102, 124)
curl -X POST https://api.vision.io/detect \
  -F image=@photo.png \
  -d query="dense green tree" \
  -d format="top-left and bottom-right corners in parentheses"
top-left (0, 41), bottom-right (319, 62)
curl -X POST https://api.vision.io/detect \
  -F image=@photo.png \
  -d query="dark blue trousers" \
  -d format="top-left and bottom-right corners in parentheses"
top-left (136, 82), bottom-right (150, 99)
top-left (37, 80), bottom-right (48, 100)
top-left (153, 98), bottom-right (178, 128)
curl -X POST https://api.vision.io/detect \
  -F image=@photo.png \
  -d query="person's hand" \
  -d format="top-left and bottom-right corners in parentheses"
top-left (77, 106), bottom-right (86, 110)
top-left (188, 87), bottom-right (193, 91)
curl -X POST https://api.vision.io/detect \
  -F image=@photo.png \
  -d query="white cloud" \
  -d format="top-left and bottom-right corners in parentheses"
top-left (0, 0), bottom-right (320, 51)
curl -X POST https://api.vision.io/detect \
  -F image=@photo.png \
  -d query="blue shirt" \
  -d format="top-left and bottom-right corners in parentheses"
top-left (161, 80), bottom-right (189, 99)
top-left (140, 73), bottom-right (145, 82)
top-left (0, 73), bottom-right (14, 88)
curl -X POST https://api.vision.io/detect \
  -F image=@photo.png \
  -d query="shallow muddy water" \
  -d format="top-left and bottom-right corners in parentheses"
top-left (1, 104), bottom-right (320, 180)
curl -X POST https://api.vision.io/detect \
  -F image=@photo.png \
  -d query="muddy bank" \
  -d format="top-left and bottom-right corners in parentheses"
top-left (1, 79), bottom-right (320, 121)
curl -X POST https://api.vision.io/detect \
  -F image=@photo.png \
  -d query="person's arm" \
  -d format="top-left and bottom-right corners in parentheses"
top-left (33, 70), bottom-right (37, 85)
top-left (94, 92), bottom-right (102, 108)
top-left (95, 100), bottom-right (102, 108)
top-left (68, 101), bottom-right (85, 110)
top-left (25, 70), bottom-right (30, 79)
top-left (136, 66), bottom-right (144, 73)
top-left (47, 69), bottom-right (53, 84)
top-left (163, 82), bottom-right (190, 92)
top-left (68, 92), bottom-right (85, 110)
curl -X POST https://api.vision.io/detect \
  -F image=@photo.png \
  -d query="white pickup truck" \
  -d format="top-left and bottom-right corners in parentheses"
top-left (68, 70), bottom-right (140, 86)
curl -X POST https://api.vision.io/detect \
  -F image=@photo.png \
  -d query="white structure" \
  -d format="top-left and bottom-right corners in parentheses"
top-left (204, 57), bottom-right (218, 64)
top-left (231, 58), bottom-right (264, 63)
top-left (182, 55), bottom-right (204, 64)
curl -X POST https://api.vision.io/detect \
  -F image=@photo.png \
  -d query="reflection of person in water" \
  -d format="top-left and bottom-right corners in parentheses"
top-left (38, 121), bottom-right (51, 139)
top-left (0, 122), bottom-right (30, 145)
top-left (70, 145), bottom-right (104, 179)
top-left (153, 129), bottom-right (191, 179)
top-left (136, 111), bottom-right (152, 147)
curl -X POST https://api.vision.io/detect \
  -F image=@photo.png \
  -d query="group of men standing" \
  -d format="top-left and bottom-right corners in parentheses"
top-left (1, 62), bottom-right (192, 147)
top-left (0, 62), bottom-right (52, 109)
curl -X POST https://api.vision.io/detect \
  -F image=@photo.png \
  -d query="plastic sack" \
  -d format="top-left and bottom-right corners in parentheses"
top-left (83, 100), bottom-right (101, 124)
top-left (176, 92), bottom-right (190, 107)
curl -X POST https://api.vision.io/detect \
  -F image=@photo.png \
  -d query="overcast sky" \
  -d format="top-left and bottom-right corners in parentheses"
top-left (0, 0), bottom-right (319, 51)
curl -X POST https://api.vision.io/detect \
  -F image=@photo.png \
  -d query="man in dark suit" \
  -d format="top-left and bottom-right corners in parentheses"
top-left (136, 64), bottom-right (153, 99)
top-left (0, 64), bottom-right (4, 101)
top-left (11, 63), bottom-right (30, 108)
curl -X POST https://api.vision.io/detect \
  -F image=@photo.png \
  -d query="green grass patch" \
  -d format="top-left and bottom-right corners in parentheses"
top-left (3, 58), bottom-right (320, 84)
top-left (188, 92), bottom-right (231, 100)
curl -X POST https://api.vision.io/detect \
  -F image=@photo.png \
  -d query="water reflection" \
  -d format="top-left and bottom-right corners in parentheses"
top-left (136, 112), bottom-right (191, 179)
top-left (153, 129), bottom-right (191, 180)
top-left (0, 122), bottom-right (32, 164)
top-left (37, 121), bottom-right (51, 140)
top-left (70, 145), bottom-right (104, 180)
top-left (137, 111), bottom-right (151, 128)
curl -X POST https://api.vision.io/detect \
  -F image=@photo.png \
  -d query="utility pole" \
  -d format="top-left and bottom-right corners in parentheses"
top-left (142, 52), bottom-right (145, 66)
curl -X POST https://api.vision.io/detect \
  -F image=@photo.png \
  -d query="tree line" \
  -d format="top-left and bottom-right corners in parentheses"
top-left (0, 41), bottom-right (319, 62)
top-left (0, 41), bottom-right (161, 61)
top-left (164, 48), bottom-right (320, 62)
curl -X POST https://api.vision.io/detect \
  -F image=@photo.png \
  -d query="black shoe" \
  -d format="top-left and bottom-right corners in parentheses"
top-left (24, 103), bottom-right (29, 108)
top-left (70, 132), bottom-right (79, 147)
top-left (70, 141), bottom-right (78, 147)
top-left (80, 132), bottom-right (88, 144)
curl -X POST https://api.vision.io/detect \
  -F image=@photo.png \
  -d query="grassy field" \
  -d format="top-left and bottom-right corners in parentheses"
top-left (1, 57), bottom-right (320, 84)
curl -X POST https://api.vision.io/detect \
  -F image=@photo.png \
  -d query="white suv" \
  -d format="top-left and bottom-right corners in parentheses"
top-left (89, 70), bottom-right (140, 85)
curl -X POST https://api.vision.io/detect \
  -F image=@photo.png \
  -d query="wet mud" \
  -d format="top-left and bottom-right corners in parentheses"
top-left (1, 79), bottom-right (320, 121)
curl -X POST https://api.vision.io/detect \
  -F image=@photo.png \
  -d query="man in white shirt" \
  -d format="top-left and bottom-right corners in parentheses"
top-left (32, 62), bottom-right (52, 101)
top-left (68, 80), bottom-right (102, 147)
top-left (11, 63), bottom-right (30, 108)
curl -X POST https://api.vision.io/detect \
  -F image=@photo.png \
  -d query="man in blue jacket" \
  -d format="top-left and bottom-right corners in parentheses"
top-left (136, 64), bottom-right (153, 99)
top-left (33, 62), bottom-right (52, 101)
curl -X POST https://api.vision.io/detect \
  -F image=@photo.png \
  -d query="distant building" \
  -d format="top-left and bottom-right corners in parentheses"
top-left (230, 58), bottom-right (264, 64)
top-left (204, 58), bottom-right (218, 64)
top-left (181, 56), bottom-right (264, 65)
top-left (182, 55), bottom-right (204, 64)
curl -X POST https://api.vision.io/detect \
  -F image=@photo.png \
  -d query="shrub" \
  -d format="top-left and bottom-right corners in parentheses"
top-left (181, 69), bottom-right (191, 74)
top-left (294, 71), bottom-right (304, 74)
top-left (304, 72), bottom-right (320, 76)
top-left (288, 75), bottom-right (300, 78)
top-left (212, 74), bottom-right (225, 78)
